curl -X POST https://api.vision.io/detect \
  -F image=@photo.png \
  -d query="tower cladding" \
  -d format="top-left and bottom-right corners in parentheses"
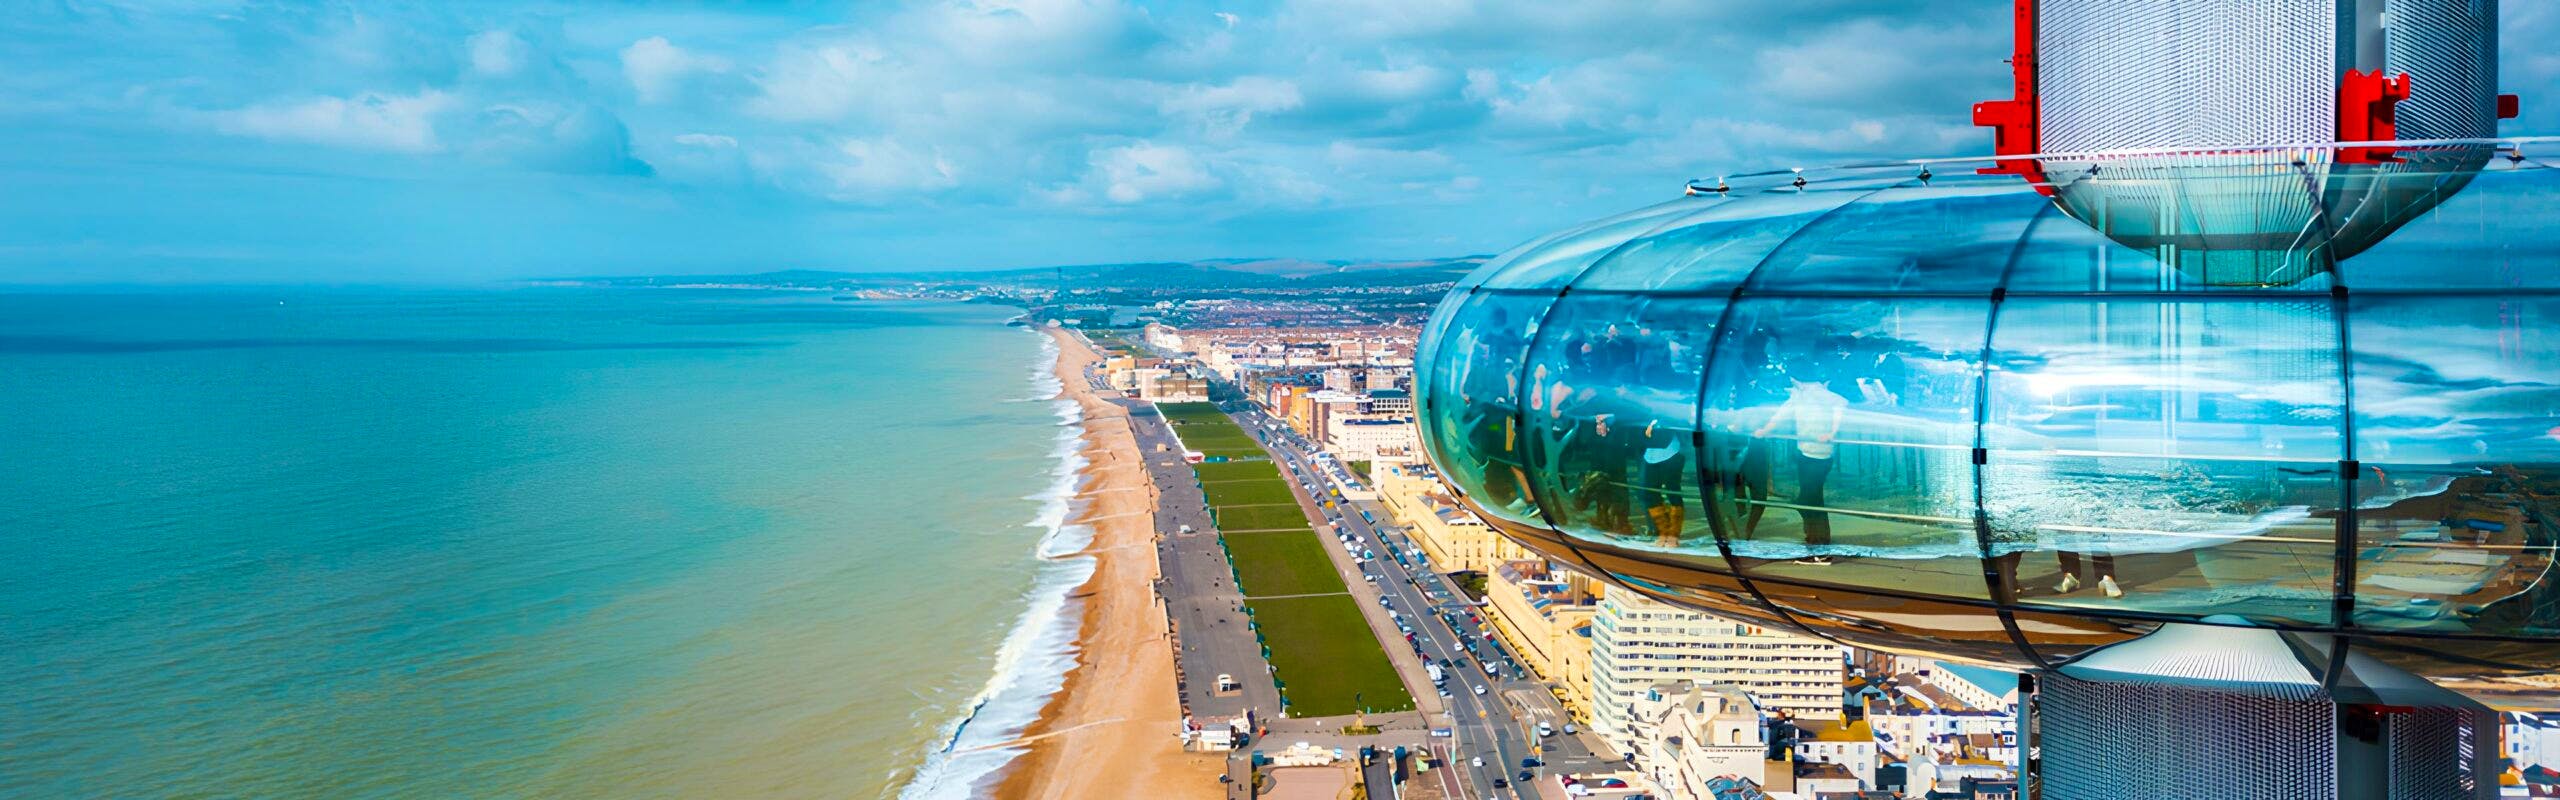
top-left (1976, 0), bottom-right (2519, 286)
top-left (1413, 1), bottom-right (2552, 798)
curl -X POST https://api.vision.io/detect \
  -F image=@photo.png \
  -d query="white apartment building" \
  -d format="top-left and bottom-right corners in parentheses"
top-left (1589, 592), bottom-right (1845, 755)
top-left (1324, 417), bottom-right (1416, 463)
top-left (1628, 682), bottom-right (1771, 798)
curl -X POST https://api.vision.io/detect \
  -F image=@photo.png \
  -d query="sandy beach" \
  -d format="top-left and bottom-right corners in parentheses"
top-left (989, 328), bottom-right (1223, 800)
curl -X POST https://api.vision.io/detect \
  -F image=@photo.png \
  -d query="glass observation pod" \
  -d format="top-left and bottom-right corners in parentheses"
top-left (1415, 139), bottom-right (2560, 707)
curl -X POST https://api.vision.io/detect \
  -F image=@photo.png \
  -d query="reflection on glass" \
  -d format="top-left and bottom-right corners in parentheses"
top-left (1418, 291), bottom-right (1556, 526)
top-left (1986, 299), bottom-right (2342, 625)
top-left (2348, 297), bottom-right (2560, 637)
top-left (1705, 299), bottom-right (1989, 599)
top-left (1469, 199), bottom-right (1702, 290)
top-left (1518, 293), bottom-right (1724, 563)
top-left (1413, 151), bottom-right (2560, 681)
top-left (1744, 182), bottom-right (2035, 293)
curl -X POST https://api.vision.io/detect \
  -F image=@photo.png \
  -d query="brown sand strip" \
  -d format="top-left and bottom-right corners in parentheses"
top-left (987, 329), bottom-right (1224, 800)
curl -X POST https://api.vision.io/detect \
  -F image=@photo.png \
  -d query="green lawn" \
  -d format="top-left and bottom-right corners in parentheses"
top-left (1250, 594), bottom-right (1415, 716)
top-left (1202, 478), bottom-right (1300, 507)
top-left (1156, 402), bottom-right (1228, 423)
top-left (1214, 503), bottom-right (1317, 531)
top-left (1157, 402), bottom-right (1269, 459)
top-left (1222, 530), bottom-right (1347, 597)
top-left (1194, 461), bottom-right (1281, 482)
top-left (1183, 437), bottom-right (1265, 460)
top-left (1162, 400), bottom-right (1413, 717)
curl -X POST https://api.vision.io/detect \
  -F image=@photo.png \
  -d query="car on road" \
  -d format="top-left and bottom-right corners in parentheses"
top-left (1521, 758), bottom-right (1543, 768)
top-left (1537, 722), bottom-right (1553, 737)
top-left (1473, 685), bottom-right (1487, 696)
top-left (1519, 770), bottom-right (1534, 781)
top-left (1563, 723), bottom-right (1578, 735)
top-left (1492, 778), bottom-right (1509, 788)
top-left (1470, 756), bottom-right (1484, 768)
top-left (1437, 686), bottom-right (1451, 697)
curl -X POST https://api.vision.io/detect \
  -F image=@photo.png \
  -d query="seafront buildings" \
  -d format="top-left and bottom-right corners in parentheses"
top-left (1588, 592), bottom-right (1846, 749)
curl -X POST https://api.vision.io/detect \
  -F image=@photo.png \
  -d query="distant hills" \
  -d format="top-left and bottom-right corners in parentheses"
top-left (553, 256), bottom-right (1488, 291)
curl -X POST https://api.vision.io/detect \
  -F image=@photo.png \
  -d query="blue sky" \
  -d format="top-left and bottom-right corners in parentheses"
top-left (4, 1), bottom-right (2555, 283)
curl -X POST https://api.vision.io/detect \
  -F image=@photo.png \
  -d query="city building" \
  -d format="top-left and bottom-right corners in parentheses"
top-left (1589, 592), bottom-right (1845, 754)
top-left (1793, 719), bottom-right (1881, 790)
top-left (2508, 714), bottom-right (2560, 788)
top-left (1482, 559), bottom-right (1601, 714)
top-left (1322, 416), bottom-right (1415, 464)
top-left (1627, 681), bottom-right (1776, 798)
top-left (1373, 461), bottom-right (1529, 575)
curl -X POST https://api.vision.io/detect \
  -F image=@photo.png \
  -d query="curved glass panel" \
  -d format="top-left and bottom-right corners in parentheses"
top-left (1573, 187), bottom-right (1870, 293)
top-left (1416, 144), bottom-right (2560, 694)
top-left (1748, 578), bottom-right (2034, 668)
top-left (1469, 199), bottom-right (1703, 291)
top-left (1517, 292), bottom-right (1728, 565)
top-left (2339, 156), bottom-right (2560, 290)
top-left (2348, 633), bottom-right (2560, 711)
top-left (1745, 181), bottom-right (2036, 293)
top-left (1417, 290), bottom-right (1560, 526)
top-left (1454, 223), bottom-right (1579, 292)
top-left (1412, 287), bottom-right (1474, 446)
top-left (1985, 298), bottom-right (2343, 626)
top-left (1702, 298), bottom-right (1991, 600)
top-left (2004, 607), bottom-right (2161, 666)
top-left (2347, 295), bottom-right (2560, 636)
top-left (1577, 547), bottom-right (1812, 635)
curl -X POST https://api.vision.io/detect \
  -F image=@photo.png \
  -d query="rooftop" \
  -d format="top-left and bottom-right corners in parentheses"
top-left (1798, 718), bottom-right (1877, 744)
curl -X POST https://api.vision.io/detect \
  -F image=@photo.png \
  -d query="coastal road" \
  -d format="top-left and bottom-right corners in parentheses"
top-left (1228, 409), bottom-right (1620, 800)
top-left (1114, 395), bottom-right (1283, 725)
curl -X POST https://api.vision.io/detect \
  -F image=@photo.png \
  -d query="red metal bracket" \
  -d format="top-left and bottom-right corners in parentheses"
top-left (2339, 69), bottom-right (2413, 164)
top-left (1974, 0), bottom-right (2053, 194)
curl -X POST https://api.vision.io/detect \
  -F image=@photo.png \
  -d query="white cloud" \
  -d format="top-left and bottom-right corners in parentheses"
top-left (674, 133), bottom-right (737, 148)
top-left (1090, 142), bottom-right (1218, 203)
top-left (213, 90), bottom-right (454, 153)
top-left (1324, 141), bottom-right (1452, 177)
top-left (1462, 69), bottom-right (1502, 103)
top-left (816, 137), bottom-right (959, 199)
top-left (747, 43), bottom-right (879, 121)
top-left (621, 37), bottom-right (726, 104)
top-left (1162, 76), bottom-right (1303, 137)
top-left (466, 30), bottom-right (524, 76)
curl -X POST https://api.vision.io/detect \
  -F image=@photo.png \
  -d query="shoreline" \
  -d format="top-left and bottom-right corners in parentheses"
top-left (986, 328), bottom-right (1223, 800)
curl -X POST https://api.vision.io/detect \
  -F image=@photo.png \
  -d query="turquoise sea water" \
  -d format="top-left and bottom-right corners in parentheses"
top-left (0, 289), bottom-right (1081, 799)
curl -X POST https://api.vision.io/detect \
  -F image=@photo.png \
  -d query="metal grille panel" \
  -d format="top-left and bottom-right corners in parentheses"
top-left (2384, 0), bottom-right (2500, 140)
top-left (2390, 707), bottom-right (2476, 800)
top-left (2040, 0), bottom-right (2340, 153)
top-left (2039, 674), bottom-right (2337, 800)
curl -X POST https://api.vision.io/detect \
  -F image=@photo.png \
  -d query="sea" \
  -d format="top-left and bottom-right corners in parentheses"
top-left (0, 287), bottom-right (1093, 800)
